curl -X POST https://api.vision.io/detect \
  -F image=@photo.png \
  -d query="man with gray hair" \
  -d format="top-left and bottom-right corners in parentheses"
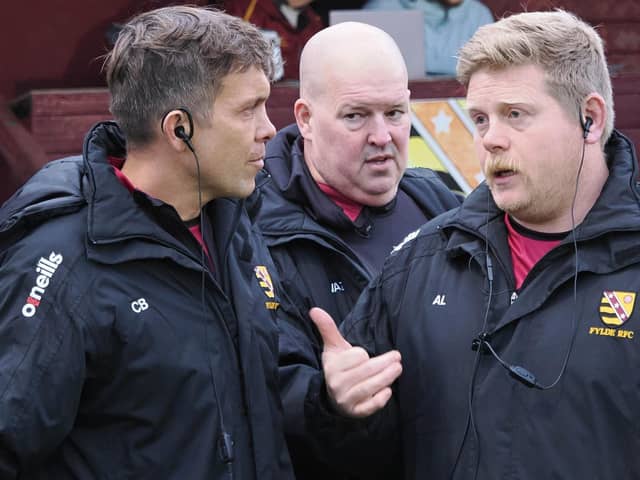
top-left (305, 9), bottom-right (640, 479)
top-left (249, 21), bottom-right (460, 479)
top-left (0, 6), bottom-right (295, 479)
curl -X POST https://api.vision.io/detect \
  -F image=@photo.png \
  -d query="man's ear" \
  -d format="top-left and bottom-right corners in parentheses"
top-left (161, 109), bottom-right (193, 152)
top-left (581, 93), bottom-right (607, 145)
top-left (294, 99), bottom-right (312, 138)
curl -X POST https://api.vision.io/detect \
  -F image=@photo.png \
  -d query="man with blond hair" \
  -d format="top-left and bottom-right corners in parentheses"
top-left (0, 6), bottom-right (295, 479)
top-left (249, 21), bottom-right (460, 479)
top-left (306, 9), bottom-right (640, 479)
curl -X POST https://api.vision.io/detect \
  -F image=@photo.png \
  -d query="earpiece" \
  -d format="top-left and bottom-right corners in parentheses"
top-left (174, 123), bottom-right (195, 154)
top-left (160, 107), bottom-right (195, 152)
top-left (577, 105), bottom-right (593, 140)
top-left (160, 107), bottom-right (194, 141)
top-left (174, 125), bottom-right (189, 141)
top-left (582, 116), bottom-right (593, 139)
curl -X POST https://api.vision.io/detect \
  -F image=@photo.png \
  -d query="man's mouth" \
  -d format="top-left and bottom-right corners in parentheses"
top-left (366, 155), bottom-right (392, 165)
top-left (494, 169), bottom-right (515, 178)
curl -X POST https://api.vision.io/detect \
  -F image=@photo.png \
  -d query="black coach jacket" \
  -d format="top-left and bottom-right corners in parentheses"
top-left (0, 122), bottom-right (294, 479)
top-left (314, 130), bottom-right (640, 479)
top-left (248, 123), bottom-right (461, 479)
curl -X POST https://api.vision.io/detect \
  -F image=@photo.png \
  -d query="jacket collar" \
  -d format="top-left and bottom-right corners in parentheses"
top-left (265, 124), bottom-right (371, 231)
top-left (431, 131), bottom-right (640, 333)
top-left (256, 123), bottom-right (462, 242)
top-left (83, 122), bottom-right (185, 253)
top-left (83, 122), bottom-right (247, 269)
top-left (440, 130), bottom-right (640, 273)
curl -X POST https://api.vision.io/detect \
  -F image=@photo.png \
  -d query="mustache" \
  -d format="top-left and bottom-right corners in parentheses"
top-left (484, 156), bottom-right (520, 176)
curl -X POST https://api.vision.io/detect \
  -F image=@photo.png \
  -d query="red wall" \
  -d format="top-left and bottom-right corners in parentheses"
top-left (483, 0), bottom-right (640, 75)
top-left (2, 0), bottom-right (637, 103)
top-left (0, 0), bottom-right (207, 101)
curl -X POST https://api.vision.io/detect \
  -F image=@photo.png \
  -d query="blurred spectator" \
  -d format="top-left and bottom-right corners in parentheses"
top-left (362, 0), bottom-right (494, 75)
top-left (223, 0), bottom-right (324, 80)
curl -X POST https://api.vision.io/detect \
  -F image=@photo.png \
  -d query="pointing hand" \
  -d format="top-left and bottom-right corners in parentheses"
top-left (310, 307), bottom-right (402, 418)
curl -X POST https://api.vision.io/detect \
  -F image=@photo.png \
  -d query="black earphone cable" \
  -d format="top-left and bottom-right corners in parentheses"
top-left (451, 127), bottom-right (587, 479)
top-left (184, 136), bottom-right (235, 480)
top-left (480, 138), bottom-right (585, 391)
top-left (161, 109), bottom-right (236, 477)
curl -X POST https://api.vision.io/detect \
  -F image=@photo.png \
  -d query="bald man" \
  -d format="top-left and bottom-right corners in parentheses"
top-left (248, 22), bottom-right (460, 479)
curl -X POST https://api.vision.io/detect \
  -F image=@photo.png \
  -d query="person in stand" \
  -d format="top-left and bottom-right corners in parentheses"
top-left (248, 21), bottom-right (461, 479)
top-left (0, 6), bottom-right (295, 479)
top-left (223, 0), bottom-right (325, 80)
top-left (363, 0), bottom-right (494, 75)
top-left (307, 9), bottom-right (640, 479)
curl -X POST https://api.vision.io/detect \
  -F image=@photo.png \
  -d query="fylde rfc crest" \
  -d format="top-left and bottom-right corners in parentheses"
top-left (599, 290), bottom-right (636, 326)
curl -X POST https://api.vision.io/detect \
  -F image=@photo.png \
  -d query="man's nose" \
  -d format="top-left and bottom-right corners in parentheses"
top-left (367, 115), bottom-right (392, 147)
top-left (481, 120), bottom-right (510, 153)
top-left (257, 107), bottom-right (276, 142)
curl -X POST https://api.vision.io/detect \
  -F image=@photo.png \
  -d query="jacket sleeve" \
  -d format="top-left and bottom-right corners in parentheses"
top-left (293, 273), bottom-right (402, 477)
top-left (264, 241), bottom-right (325, 439)
top-left (0, 249), bottom-right (85, 477)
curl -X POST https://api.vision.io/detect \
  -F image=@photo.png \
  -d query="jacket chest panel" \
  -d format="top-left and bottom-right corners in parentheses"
top-left (393, 256), bottom-right (640, 477)
top-left (82, 264), bottom-right (242, 392)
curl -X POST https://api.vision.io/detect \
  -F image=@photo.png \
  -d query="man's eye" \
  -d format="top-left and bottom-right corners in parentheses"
top-left (387, 109), bottom-right (405, 120)
top-left (473, 115), bottom-right (487, 125)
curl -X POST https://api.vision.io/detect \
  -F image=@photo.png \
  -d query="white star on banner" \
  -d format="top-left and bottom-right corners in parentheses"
top-left (431, 109), bottom-right (453, 135)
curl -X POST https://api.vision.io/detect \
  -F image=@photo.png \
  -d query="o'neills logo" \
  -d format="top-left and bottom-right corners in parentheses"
top-left (22, 252), bottom-right (63, 318)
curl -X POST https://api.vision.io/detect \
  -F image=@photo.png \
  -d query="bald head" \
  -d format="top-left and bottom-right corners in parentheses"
top-left (299, 22), bottom-right (408, 100)
top-left (293, 22), bottom-right (412, 207)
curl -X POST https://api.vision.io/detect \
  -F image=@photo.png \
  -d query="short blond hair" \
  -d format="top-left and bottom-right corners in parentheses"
top-left (457, 10), bottom-right (614, 144)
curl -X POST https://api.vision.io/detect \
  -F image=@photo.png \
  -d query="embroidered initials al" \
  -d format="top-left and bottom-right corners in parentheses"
top-left (432, 294), bottom-right (447, 306)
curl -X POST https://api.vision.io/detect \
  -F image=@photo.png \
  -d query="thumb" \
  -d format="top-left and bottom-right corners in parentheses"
top-left (309, 307), bottom-right (351, 351)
